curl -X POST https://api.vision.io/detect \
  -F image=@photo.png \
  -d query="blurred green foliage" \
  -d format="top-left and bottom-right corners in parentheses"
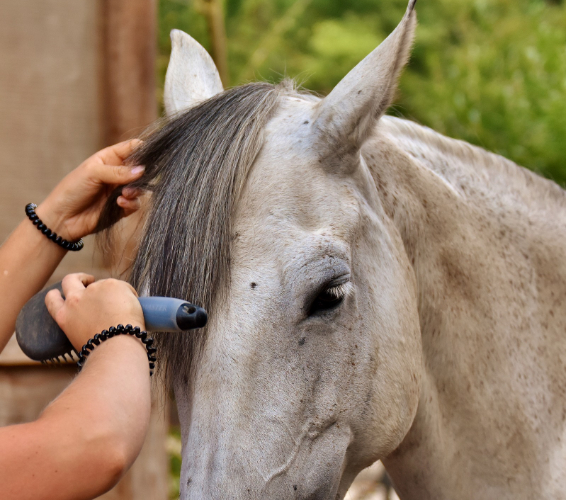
top-left (168, 427), bottom-right (182, 499)
top-left (159, 0), bottom-right (566, 184)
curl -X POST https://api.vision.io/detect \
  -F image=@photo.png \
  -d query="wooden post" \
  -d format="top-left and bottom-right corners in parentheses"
top-left (102, 0), bottom-right (158, 145)
top-left (202, 0), bottom-right (229, 86)
top-left (100, 0), bottom-right (158, 274)
top-left (98, 5), bottom-right (169, 498)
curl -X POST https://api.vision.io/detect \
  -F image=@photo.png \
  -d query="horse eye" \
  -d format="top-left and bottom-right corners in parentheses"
top-left (308, 283), bottom-right (350, 316)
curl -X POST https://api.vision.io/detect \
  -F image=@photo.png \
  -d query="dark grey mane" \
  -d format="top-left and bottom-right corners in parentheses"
top-left (99, 81), bottom-right (290, 385)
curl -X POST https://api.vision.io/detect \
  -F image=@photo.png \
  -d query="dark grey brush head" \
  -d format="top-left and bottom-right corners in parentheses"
top-left (16, 282), bottom-right (75, 361)
top-left (98, 81), bottom-right (297, 385)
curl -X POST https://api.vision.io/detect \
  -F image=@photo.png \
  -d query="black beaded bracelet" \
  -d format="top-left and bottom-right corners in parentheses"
top-left (25, 203), bottom-right (84, 251)
top-left (77, 324), bottom-right (157, 376)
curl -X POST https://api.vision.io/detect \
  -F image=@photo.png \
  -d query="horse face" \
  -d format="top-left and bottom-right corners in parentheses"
top-left (175, 95), bottom-right (422, 498)
top-left (166, 2), bottom-right (422, 498)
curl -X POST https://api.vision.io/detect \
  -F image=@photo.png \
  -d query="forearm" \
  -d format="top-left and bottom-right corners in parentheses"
top-left (1, 335), bottom-right (151, 500)
top-left (0, 206), bottom-right (67, 352)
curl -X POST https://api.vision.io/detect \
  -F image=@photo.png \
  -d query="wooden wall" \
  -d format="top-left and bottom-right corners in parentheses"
top-left (0, 0), bottom-right (157, 277)
top-left (0, 0), bottom-right (166, 498)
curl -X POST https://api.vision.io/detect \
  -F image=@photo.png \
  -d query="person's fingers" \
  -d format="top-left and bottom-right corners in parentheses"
top-left (117, 195), bottom-right (141, 208)
top-left (90, 163), bottom-right (145, 186)
top-left (117, 196), bottom-right (141, 216)
top-left (61, 273), bottom-right (95, 296)
top-left (97, 139), bottom-right (143, 165)
top-left (128, 283), bottom-right (140, 297)
top-left (87, 277), bottom-right (140, 301)
top-left (121, 186), bottom-right (143, 199)
top-left (45, 289), bottom-right (66, 322)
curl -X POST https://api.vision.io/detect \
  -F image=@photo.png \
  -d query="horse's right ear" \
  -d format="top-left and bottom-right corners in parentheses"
top-left (164, 30), bottom-right (224, 116)
top-left (313, 0), bottom-right (417, 154)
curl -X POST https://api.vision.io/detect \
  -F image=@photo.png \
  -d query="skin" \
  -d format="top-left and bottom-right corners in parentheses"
top-left (165, 3), bottom-right (566, 499)
top-left (0, 140), bottom-right (144, 352)
top-left (0, 141), bottom-right (152, 500)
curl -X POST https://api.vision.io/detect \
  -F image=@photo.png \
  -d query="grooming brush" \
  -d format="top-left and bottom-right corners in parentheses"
top-left (15, 281), bottom-right (207, 363)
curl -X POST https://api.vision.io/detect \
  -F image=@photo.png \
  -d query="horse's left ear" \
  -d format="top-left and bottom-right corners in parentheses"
top-left (314, 0), bottom-right (417, 151)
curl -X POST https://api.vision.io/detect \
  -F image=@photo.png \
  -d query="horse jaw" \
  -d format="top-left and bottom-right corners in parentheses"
top-left (164, 30), bottom-right (224, 116)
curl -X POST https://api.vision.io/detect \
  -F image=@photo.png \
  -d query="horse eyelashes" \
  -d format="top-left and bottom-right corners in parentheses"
top-left (325, 282), bottom-right (353, 299)
top-left (309, 281), bottom-right (352, 316)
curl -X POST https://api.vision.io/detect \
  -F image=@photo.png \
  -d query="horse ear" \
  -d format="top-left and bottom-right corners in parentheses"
top-left (314, 0), bottom-right (417, 151)
top-left (164, 30), bottom-right (224, 116)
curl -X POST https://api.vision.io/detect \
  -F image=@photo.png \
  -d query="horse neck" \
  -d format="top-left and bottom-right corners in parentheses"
top-left (364, 117), bottom-right (566, 500)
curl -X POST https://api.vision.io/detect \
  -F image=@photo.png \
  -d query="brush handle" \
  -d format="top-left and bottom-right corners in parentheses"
top-left (15, 281), bottom-right (207, 362)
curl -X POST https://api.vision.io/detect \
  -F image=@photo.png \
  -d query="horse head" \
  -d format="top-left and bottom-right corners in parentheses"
top-left (128, 2), bottom-right (423, 497)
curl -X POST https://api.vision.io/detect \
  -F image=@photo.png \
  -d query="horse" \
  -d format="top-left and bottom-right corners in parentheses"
top-left (101, 1), bottom-right (566, 497)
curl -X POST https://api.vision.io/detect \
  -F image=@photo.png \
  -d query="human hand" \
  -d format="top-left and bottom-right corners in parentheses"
top-left (36, 140), bottom-right (145, 242)
top-left (45, 274), bottom-right (145, 351)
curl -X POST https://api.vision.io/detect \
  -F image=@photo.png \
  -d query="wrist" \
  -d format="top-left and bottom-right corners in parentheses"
top-left (25, 203), bottom-right (84, 252)
top-left (35, 201), bottom-right (73, 241)
top-left (87, 331), bottom-right (148, 357)
top-left (69, 319), bottom-right (146, 352)
top-left (77, 324), bottom-right (155, 376)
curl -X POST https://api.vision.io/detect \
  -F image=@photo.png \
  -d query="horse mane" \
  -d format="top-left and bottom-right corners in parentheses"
top-left (98, 80), bottom-right (295, 385)
top-left (381, 116), bottom-right (566, 210)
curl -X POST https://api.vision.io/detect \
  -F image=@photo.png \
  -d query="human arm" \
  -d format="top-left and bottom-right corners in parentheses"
top-left (0, 275), bottom-right (152, 500)
top-left (0, 140), bottom-right (144, 353)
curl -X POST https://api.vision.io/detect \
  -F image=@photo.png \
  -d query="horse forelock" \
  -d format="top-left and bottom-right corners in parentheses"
top-left (121, 80), bottom-right (297, 385)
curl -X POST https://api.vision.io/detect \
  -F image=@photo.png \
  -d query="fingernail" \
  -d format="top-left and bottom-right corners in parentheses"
top-left (131, 166), bottom-right (145, 175)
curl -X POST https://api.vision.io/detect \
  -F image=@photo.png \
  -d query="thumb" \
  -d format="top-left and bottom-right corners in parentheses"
top-left (45, 289), bottom-right (66, 325)
top-left (91, 163), bottom-right (145, 186)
